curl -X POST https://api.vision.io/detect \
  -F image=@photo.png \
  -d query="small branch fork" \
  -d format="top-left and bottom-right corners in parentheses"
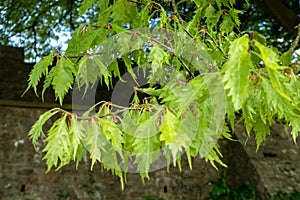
top-left (55, 101), bottom-right (145, 121)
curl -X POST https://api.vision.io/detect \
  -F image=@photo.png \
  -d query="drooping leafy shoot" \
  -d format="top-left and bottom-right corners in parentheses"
top-left (25, 0), bottom-right (300, 189)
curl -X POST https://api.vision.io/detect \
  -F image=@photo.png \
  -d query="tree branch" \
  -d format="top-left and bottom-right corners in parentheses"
top-left (289, 23), bottom-right (300, 53)
top-left (254, 0), bottom-right (300, 36)
top-left (171, 0), bottom-right (184, 23)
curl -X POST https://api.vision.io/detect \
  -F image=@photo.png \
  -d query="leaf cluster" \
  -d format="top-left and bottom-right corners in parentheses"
top-left (25, 0), bottom-right (300, 188)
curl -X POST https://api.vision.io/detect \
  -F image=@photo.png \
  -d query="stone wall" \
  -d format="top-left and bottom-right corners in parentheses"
top-left (235, 123), bottom-right (300, 196)
top-left (1, 46), bottom-right (300, 199)
top-left (0, 106), bottom-right (224, 200)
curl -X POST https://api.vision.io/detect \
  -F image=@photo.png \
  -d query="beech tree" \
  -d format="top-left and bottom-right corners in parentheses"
top-left (3, 0), bottom-right (300, 189)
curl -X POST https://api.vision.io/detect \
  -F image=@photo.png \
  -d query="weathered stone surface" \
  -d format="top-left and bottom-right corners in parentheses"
top-left (0, 106), bottom-right (223, 200)
top-left (235, 122), bottom-right (300, 196)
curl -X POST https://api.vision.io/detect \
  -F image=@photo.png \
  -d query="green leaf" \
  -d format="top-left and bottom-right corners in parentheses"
top-left (253, 117), bottom-right (270, 151)
top-left (42, 115), bottom-right (72, 172)
top-left (122, 55), bottom-right (136, 79)
top-left (69, 118), bottom-right (85, 160)
top-left (66, 25), bottom-right (100, 56)
top-left (84, 118), bottom-right (103, 169)
top-left (159, 110), bottom-right (178, 144)
top-left (93, 56), bottom-right (111, 88)
top-left (255, 42), bottom-right (288, 70)
top-left (160, 110), bottom-right (190, 162)
top-left (281, 51), bottom-right (292, 66)
top-left (111, 23), bottom-right (127, 34)
top-left (204, 5), bottom-right (222, 28)
top-left (220, 15), bottom-right (235, 34)
top-left (260, 77), bottom-right (292, 119)
top-left (52, 56), bottom-right (74, 105)
top-left (79, 0), bottom-right (96, 16)
top-left (133, 134), bottom-right (160, 183)
top-left (131, 110), bottom-right (162, 179)
top-left (205, 145), bottom-right (227, 169)
top-left (99, 118), bottom-right (124, 155)
top-left (134, 110), bottom-right (161, 138)
top-left (254, 43), bottom-right (292, 103)
top-left (29, 108), bottom-right (60, 150)
top-left (229, 8), bottom-right (241, 27)
top-left (252, 31), bottom-right (266, 45)
top-left (223, 35), bottom-right (251, 110)
top-left (289, 117), bottom-right (300, 143)
top-left (24, 53), bottom-right (54, 96)
top-left (109, 60), bottom-right (121, 79)
top-left (76, 55), bottom-right (100, 92)
top-left (42, 66), bottom-right (55, 101)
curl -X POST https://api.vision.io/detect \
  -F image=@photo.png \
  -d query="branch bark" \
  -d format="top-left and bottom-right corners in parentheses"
top-left (254, 0), bottom-right (300, 36)
top-left (289, 24), bottom-right (300, 52)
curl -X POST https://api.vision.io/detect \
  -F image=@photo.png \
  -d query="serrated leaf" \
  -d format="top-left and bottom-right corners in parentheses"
top-left (260, 77), bottom-right (292, 119)
top-left (84, 118), bottom-right (104, 169)
top-left (255, 42), bottom-right (288, 70)
top-left (93, 56), bottom-right (111, 88)
top-left (74, 141), bottom-right (87, 169)
top-left (281, 51), bottom-right (292, 66)
top-left (66, 25), bottom-right (100, 56)
top-left (220, 15), bottom-right (235, 34)
top-left (111, 23), bottom-right (127, 33)
top-left (69, 118), bottom-right (85, 160)
top-left (255, 44), bottom-right (292, 105)
top-left (42, 66), bottom-right (55, 101)
top-left (159, 110), bottom-right (178, 144)
top-left (160, 110), bottom-right (190, 162)
top-left (109, 60), bottom-right (121, 79)
top-left (223, 35), bottom-right (251, 110)
top-left (79, 0), bottom-right (96, 16)
top-left (204, 5), bottom-right (222, 27)
top-left (42, 116), bottom-right (72, 172)
top-left (252, 31), bottom-right (266, 45)
top-left (138, 87), bottom-right (161, 96)
top-left (204, 145), bottom-right (227, 169)
top-left (253, 117), bottom-right (270, 151)
top-left (289, 117), bottom-right (300, 143)
top-left (29, 108), bottom-right (60, 150)
top-left (99, 118), bottom-right (124, 155)
top-left (133, 134), bottom-right (160, 182)
top-left (229, 8), bottom-right (241, 26)
top-left (52, 57), bottom-right (74, 105)
top-left (76, 55), bottom-right (100, 93)
top-left (24, 53), bottom-right (54, 96)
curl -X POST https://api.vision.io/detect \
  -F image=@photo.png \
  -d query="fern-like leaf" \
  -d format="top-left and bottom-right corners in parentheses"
top-left (42, 115), bottom-right (72, 172)
top-left (28, 108), bottom-right (60, 150)
top-left (223, 35), bottom-right (251, 110)
top-left (24, 53), bottom-right (54, 96)
top-left (52, 56), bottom-right (74, 105)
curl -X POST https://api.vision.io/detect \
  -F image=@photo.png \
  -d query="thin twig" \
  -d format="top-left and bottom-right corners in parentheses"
top-left (205, 31), bottom-right (227, 57)
top-left (289, 23), bottom-right (300, 53)
top-left (74, 102), bottom-right (143, 120)
top-left (171, 0), bottom-right (184, 23)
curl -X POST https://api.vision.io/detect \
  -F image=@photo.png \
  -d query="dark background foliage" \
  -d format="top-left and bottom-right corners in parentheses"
top-left (0, 0), bottom-right (299, 61)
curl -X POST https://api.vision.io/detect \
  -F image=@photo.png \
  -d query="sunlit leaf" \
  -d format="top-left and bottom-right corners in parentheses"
top-left (29, 108), bottom-right (60, 150)
top-left (24, 52), bottom-right (54, 95)
top-left (42, 115), bottom-right (72, 172)
top-left (79, 0), bottom-right (96, 16)
top-left (223, 35), bottom-right (251, 110)
top-left (52, 56), bottom-right (74, 105)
